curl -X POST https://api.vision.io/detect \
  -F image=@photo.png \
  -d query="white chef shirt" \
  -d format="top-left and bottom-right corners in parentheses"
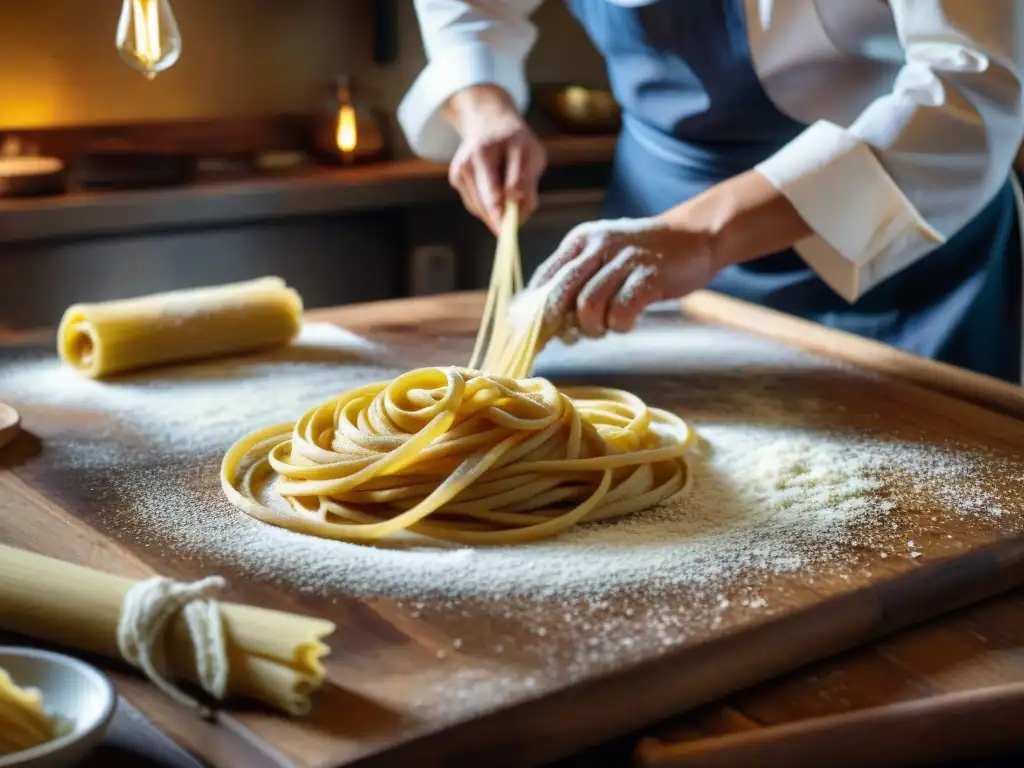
top-left (398, 0), bottom-right (1024, 306)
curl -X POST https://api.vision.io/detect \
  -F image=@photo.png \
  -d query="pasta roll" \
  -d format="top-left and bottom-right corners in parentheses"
top-left (58, 277), bottom-right (303, 378)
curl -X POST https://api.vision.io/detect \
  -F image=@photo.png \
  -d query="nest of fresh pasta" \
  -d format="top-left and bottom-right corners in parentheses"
top-left (221, 204), bottom-right (699, 546)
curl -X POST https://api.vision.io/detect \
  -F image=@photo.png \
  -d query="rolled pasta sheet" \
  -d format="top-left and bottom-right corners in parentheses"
top-left (58, 277), bottom-right (304, 378)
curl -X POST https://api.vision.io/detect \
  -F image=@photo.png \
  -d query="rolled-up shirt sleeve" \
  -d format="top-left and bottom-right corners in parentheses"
top-left (398, 0), bottom-right (543, 162)
top-left (755, 1), bottom-right (1024, 303)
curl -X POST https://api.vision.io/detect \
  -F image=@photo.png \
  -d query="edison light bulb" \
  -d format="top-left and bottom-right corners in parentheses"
top-left (116, 0), bottom-right (182, 80)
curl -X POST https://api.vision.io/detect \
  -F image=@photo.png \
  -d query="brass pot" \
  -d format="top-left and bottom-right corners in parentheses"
top-left (534, 84), bottom-right (621, 135)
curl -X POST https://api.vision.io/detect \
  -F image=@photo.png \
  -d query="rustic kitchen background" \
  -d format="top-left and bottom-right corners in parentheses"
top-left (0, 0), bottom-right (615, 329)
top-left (4, 1), bottom-right (1023, 333)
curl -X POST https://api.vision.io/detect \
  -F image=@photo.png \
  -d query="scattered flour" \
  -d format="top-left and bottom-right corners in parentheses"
top-left (1, 322), bottom-right (1018, 610)
top-left (6, 318), bottom-right (1023, 724)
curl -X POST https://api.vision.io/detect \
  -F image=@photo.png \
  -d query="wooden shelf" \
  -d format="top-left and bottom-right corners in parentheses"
top-left (0, 135), bottom-right (615, 245)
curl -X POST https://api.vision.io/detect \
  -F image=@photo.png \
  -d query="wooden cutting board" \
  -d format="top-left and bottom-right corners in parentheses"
top-left (0, 291), bottom-right (1022, 768)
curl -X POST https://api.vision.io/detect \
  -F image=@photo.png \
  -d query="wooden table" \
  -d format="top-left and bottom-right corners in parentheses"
top-left (322, 293), bottom-right (1024, 768)
top-left (1, 291), bottom-right (1023, 768)
top-left (634, 586), bottom-right (1024, 768)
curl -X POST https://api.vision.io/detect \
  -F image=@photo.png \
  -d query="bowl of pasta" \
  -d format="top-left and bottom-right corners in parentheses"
top-left (0, 647), bottom-right (116, 767)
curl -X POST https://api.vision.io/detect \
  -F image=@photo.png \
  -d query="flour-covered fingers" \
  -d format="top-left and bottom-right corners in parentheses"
top-left (576, 247), bottom-right (658, 337)
top-left (608, 262), bottom-right (663, 333)
top-left (528, 225), bottom-right (593, 289)
top-left (522, 214), bottom-right (728, 342)
top-left (540, 239), bottom-right (610, 332)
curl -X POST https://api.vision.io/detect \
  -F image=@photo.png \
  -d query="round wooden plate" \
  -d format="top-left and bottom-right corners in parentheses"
top-left (0, 401), bottom-right (21, 450)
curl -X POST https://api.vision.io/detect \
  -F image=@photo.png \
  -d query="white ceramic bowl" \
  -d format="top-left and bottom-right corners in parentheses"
top-left (0, 647), bottom-right (116, 768)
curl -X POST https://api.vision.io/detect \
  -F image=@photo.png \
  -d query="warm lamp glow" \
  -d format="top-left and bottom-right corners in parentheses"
top-left (116, 0), bottom-right (182, 79)
top-left (335, 104), bottom-right (357, 154)
top-left (132, 0), bottom-right (161, 70)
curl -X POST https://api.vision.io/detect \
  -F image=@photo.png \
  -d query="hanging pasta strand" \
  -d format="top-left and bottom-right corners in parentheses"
top-left (469, 201), bottom-right (522, 372)
top-left (470, 201), bottom-right (551, 379)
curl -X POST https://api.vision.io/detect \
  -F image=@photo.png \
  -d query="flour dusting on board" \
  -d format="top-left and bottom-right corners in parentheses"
top-left (2, 320), bottom-right (1019, 608)
top-left (4, 319), bottom-right (1023, 718)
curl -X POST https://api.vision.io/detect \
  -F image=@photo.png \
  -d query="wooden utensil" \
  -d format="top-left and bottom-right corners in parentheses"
top-left (0, 402), bottom-right (20, 450)
top-left (636, 681), bottom-right (1024, 768)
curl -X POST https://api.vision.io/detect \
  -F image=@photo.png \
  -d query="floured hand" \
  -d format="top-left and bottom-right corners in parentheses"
top-left (508, 287), bottom-right (581, 353)
top-left (527, 217), bottom-right (723, 341)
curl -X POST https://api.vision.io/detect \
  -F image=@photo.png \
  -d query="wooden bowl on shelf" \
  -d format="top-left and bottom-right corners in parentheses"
top-left (0, 157), bottom-right (68, 199)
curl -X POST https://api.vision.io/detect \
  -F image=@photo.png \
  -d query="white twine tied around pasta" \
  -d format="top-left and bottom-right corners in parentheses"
top-left (116, 575), bottom-right (230, 719)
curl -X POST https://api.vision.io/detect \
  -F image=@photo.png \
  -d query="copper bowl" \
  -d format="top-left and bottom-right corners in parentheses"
top-left (535, 84), bottom-right (621, 135)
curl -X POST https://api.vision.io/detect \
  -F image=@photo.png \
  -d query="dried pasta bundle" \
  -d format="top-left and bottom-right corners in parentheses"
top-left (0, 545), bottom-right (334, 716)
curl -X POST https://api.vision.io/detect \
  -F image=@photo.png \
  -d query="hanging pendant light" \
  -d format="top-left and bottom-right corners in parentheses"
top-left (116, 0), bottom-right (182, 80)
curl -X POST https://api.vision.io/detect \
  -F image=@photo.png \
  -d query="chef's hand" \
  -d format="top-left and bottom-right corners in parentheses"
top-left (528, 170), bottom-right (814, 340)
top-left (527, 218), bottom-right (721, 339)
top-left (445, 85), bottom-right (547, 235)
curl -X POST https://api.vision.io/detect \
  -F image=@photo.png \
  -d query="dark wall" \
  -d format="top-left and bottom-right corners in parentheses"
top-left (0, 210), bottom-right (404, 328)
top-left (0, 192), bottom-right (605, 329)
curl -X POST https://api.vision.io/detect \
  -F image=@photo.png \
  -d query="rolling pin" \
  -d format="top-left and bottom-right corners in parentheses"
top-left (637, 681), bottom-right (1024, 768)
